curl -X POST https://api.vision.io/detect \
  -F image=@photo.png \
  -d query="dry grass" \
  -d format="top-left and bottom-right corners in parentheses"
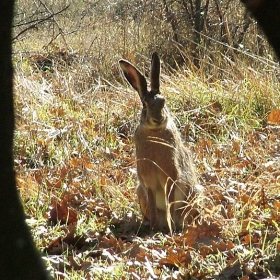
top-left (12, 0), bottom-right (280, 279)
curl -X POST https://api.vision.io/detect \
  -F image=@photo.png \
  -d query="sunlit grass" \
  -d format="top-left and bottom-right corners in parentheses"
top-left (12, 0), bottom-right (280, 278)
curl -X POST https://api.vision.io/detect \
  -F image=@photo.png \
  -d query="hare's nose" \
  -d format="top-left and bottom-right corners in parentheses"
top-left (153, 117), bottom-right (164, 124)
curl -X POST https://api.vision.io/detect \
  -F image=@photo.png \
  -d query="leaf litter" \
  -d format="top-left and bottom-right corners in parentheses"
top-left (23, 127), bottom-right (280, 279)
top-left (14, 62), bottom-right (280, 279)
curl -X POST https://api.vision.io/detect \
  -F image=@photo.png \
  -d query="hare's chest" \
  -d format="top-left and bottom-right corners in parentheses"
top-left (134, 129), bottom-right (177, 178)
top-left (135, 131), bottom-right (175, 160)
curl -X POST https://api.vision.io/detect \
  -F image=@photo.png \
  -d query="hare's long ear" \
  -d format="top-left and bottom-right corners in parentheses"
top-left (119, 59), bottom-right (147, 100)
top-left (150, 52), bottom-right (160, 94)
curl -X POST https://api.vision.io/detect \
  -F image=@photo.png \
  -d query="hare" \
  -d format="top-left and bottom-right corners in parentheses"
top-left (119, 52), bottom-right (201, 232)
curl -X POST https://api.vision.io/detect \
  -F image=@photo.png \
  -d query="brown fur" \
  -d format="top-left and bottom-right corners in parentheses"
top-left (119, 53), bottom-right (202, 232)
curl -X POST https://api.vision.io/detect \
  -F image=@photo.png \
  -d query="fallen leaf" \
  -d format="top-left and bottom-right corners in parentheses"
top-left (63, 224), bottom-right (87, 249)
top-left (267, 108), bottom-right (280, 125)
top-left (159, 248), bottom-right (192, 268)
top-left (49, 198), bottom-right (78, 224)
top-left (210, 100), bottom-right (223, 114)
top-left (183, 221), bottom-right (221, 246)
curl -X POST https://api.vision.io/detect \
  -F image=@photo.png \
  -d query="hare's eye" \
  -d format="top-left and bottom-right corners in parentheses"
top-left (142, 101), bottom-right (148, 109)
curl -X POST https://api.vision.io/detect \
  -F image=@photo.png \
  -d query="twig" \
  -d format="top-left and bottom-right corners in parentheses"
top-left (12, 4), bottom-right (70, 41)
top-left (37, 0), bottom-right (69, 49)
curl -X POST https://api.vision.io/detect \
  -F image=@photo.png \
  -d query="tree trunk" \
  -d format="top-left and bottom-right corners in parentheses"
top-left (0, 0), bottom-right (50, 279)
top-left (241, 0), bottom-right (280, 60)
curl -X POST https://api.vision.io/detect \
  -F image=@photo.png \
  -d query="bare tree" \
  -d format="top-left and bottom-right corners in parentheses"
top-left (0, 0), bottom-right (50, 279)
